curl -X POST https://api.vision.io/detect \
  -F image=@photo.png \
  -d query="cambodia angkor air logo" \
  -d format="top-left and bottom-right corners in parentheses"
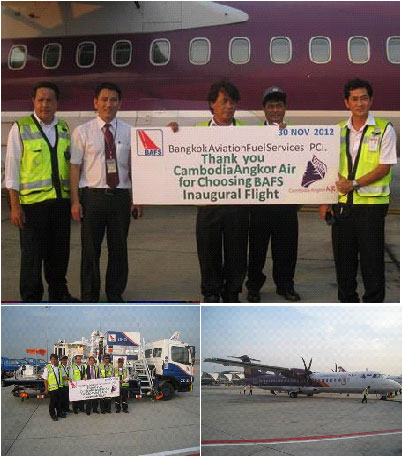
top-left (301, 155), bottom-right (328, 188)
top-left (137, 129), bottom-right (163, 156)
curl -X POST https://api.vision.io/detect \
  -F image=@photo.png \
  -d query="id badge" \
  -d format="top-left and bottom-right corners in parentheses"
top-left (106, 158), bottom-right (117, 173)
top-left (368, 135), bottom-right (379, 152)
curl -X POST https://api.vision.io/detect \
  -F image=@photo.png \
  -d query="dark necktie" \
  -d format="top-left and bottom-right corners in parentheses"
top-left (91, 366), bottom-right (94, 379)
top-left (103, 123), bottom-right (119, 188)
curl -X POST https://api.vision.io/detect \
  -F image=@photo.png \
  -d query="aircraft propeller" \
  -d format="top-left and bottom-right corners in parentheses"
top-left (301, 357), bottom-right (313, 382)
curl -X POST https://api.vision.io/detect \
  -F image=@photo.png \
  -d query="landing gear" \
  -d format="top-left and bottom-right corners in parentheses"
top-left (289, 392), bottom-right (298, 398)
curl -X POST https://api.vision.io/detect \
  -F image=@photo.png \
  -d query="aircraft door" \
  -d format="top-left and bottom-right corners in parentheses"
top-left (341, 376), bottom-right (347, 385)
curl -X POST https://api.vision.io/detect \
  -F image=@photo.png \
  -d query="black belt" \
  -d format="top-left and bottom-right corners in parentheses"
top-left (84, 187), bottom-right (130, 196)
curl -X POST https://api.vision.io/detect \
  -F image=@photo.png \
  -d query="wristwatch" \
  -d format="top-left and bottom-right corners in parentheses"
top-left (352, 180), bottom-right (360, 191)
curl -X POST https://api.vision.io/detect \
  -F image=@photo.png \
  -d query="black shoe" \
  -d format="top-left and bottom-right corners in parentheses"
top-left (49, 293), bottom-right (81, 303)
top-left (65, 409), bottom-right (73, 413)
top-left (101, 411), bottom-right (106, 414)
top-left (116, 410), bottom-right (121, 413)
top-left (93, 410), bottom-right (100, 414)
top-left (204, 294), bottom-right (220, 303)
top-left (123, 410), bottom-right (129, 413)
top-left (247, 290), bottom-right (261, 303)
top-left (276, 287), bottom-right (301, 302)
top-left (222, 293), bottom-right (240, 303)
top-left (86, 412), bottom-right (91, 416)
top-left (107, 296), bottom-right (125, 303)
top-left (107, 410), bottom-right (112, 414)
top-left (57, 413), bottom-right (66, 418)
top-left (73, 410), bottom-right (78, 414)
top-left (51, 416), bottom-right (58, 421)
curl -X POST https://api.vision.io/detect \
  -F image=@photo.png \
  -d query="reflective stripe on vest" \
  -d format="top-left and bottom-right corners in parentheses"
top-left (338, 118), bottom-right (392, 205)
top-left (17, 116), bottom-right (71, 204)
top-left (46, 364), bottom-right (62, 391)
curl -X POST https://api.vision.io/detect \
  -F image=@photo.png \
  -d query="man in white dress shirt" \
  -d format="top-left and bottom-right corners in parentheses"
top-left (5, 81), bottom-right (79, 303)
top-left (70, 82), bottom-right (142, 303)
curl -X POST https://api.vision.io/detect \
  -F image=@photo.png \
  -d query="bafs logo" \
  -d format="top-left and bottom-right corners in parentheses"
top-left (137, 129), bottom-right (163, 156)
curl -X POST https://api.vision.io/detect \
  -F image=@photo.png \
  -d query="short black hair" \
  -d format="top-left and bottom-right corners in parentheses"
top-left (50, 353), bottom-right (58, 359)
top-left (207, 80), bottom-right (240, 112)
top-left (344, 78), bottom-right (373, 99)
top-left (32, 81), bottom-right (60, 100)
top-left (88, 356), bottom-right (95, 361)
top-left (263, 92), bottom-right (287, 106)
top-left (95, 82), bottom-right (122, 100)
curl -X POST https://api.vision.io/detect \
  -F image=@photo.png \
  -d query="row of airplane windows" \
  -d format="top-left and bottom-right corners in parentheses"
top-left (7, 35), bottom-right (400, 70)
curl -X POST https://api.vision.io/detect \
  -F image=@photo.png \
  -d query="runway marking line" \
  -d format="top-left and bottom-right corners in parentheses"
top-left (201, 429), bottom-right (402, 447)
top-left (144, 446), bottom-right (200, 455)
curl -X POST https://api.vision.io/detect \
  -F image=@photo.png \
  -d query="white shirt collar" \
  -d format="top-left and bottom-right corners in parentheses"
top-left (33, 112), bottom-right (58, 128)
top-left (210, 117), bottom-right (235, 126)
top-left (345, 113), bottom-right (375, 132)
top-left (96, 116), bottom-right (117, 130)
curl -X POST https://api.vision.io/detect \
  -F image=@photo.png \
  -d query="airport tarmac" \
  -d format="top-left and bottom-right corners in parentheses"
top-left (1, 198), bottom-right (400, 303)
top-left (201, 386), bottom-right (402, 456)
top-left (1, 365), bottom-right (200, 456)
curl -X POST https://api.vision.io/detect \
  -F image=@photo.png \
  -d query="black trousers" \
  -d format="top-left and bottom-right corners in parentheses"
top-left (101, 397), bottom-right (112, 413)
top-left (115, 387), bottom-right (129, 411)
top-left (86, 398), bottom-right (99, 413)
top-left (49, 389), bottom-right (62, 418)
top-left (19, 199), bottom-right (71, 303)
top-left (72, 400), bottom-right (85, 412)
top-left (60, 385), bottom-right (70, 412)
top-left (331, 204), bottom-right (388, 303)
top-left (196, 205), bottom-right (249, 297)
top-left (246, 205), bottom-right (298, 292)
top-left (80, 188), bottom-right (131, 302)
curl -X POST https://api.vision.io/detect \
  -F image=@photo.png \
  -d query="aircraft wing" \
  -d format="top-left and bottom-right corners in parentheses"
top-left (204, 357), bottom-right (290, 376)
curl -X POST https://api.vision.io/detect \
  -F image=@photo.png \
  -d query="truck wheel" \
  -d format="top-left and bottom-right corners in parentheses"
top-left (289, 392), bottom-right (298, 398)
top-left (160, 382), bottom-right (174, 401)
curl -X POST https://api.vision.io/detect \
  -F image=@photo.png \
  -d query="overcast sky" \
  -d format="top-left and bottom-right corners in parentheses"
top-left (202, 306), bottom-right (401, 375)
top-left (2, 305), bottom-right (200, 358)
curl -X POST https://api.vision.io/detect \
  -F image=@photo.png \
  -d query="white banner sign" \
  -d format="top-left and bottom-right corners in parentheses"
top-left (131, 125), bottom-right (340, 205)
top-left (69, 377), bottom-right (120, 401)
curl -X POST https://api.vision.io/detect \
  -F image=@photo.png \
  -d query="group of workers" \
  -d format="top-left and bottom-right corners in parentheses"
top-left (5, 77), bottom-right (396, 304)
top-left (44, 352), bottom-right (129, 421)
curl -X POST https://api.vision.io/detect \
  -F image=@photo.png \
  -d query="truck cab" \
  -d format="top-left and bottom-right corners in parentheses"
top-left (144, 338), bottom-right (195, 400)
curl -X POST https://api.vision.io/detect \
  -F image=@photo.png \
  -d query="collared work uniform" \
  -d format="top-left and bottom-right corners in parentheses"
top-left (70, 362), bottom-right (86, 412)
top-left (196, 118), bottom-right (249, 301)
top-left (99, 362), bottom-right (114, 413)
top-left (43, 363), bottom-right (64, 418)
top-left (70, 117), bottom-right (132, 302)
top-left (59, 363), bottom-right (71, 412)
top-left (332, 114), bottom-right (396, 302)
top-left (114, 366), bottom-right (130, 412)
top-left (85, 364), bottom-right (100, 413)
top-left (5, 114), bottom-right (72, 302)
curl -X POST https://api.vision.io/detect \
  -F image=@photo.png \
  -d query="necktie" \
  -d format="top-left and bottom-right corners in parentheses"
top-left (91, 366), bottom-right (94, 379)
top-left (103, 123), bottom-right (119, 188)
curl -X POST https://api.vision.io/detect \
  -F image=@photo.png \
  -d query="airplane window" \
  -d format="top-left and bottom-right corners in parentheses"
top-left (76, 42), bottom-right (96, 68)
top-left (153, 348), bottom-right (162, 357)
top-left (348, 37), bottom-right (370, 63)
top-left (150, 39), bottom-right (170, 66)
top-left (309, 37), bottom-right (331, 63)
top-left (112, 40), bottom-right (132, 67)
top-left (270, 37), bottom-right (292, 64)
top-left (145, 349), bottom-right (152, 358)
top-left (8, 45), bottom-right (27, 70)
top-left (42, 43), bottom-right (62, 69)
top-left (189, 38), bottom-right (211, 65)
top-left (387, 37), bottom-right (400, 63)
top-left (229, 37), bottom-right (250, 64)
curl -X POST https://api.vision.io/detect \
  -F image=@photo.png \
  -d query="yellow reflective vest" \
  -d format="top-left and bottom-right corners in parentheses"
top-left (99, 363), bottom-right (114, 378)
top-left (338, 118), bottom-right (392, 205)
top-left (59, 364), bottom-right (70, 387)
top-left (16, 115), bottom-right (70, 204)
top-left (71, 363), bottom-right (85, 381)
top-left (45, 364), bottom-right (63, 391)
top-left (114, 367), bottom-right (129, 387)
top-left (197, 119), bottom-right (245, 127)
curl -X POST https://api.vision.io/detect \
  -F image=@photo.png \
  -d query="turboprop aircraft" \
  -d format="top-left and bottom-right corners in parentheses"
top-left (204, 355), bottom-right (402, 400)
